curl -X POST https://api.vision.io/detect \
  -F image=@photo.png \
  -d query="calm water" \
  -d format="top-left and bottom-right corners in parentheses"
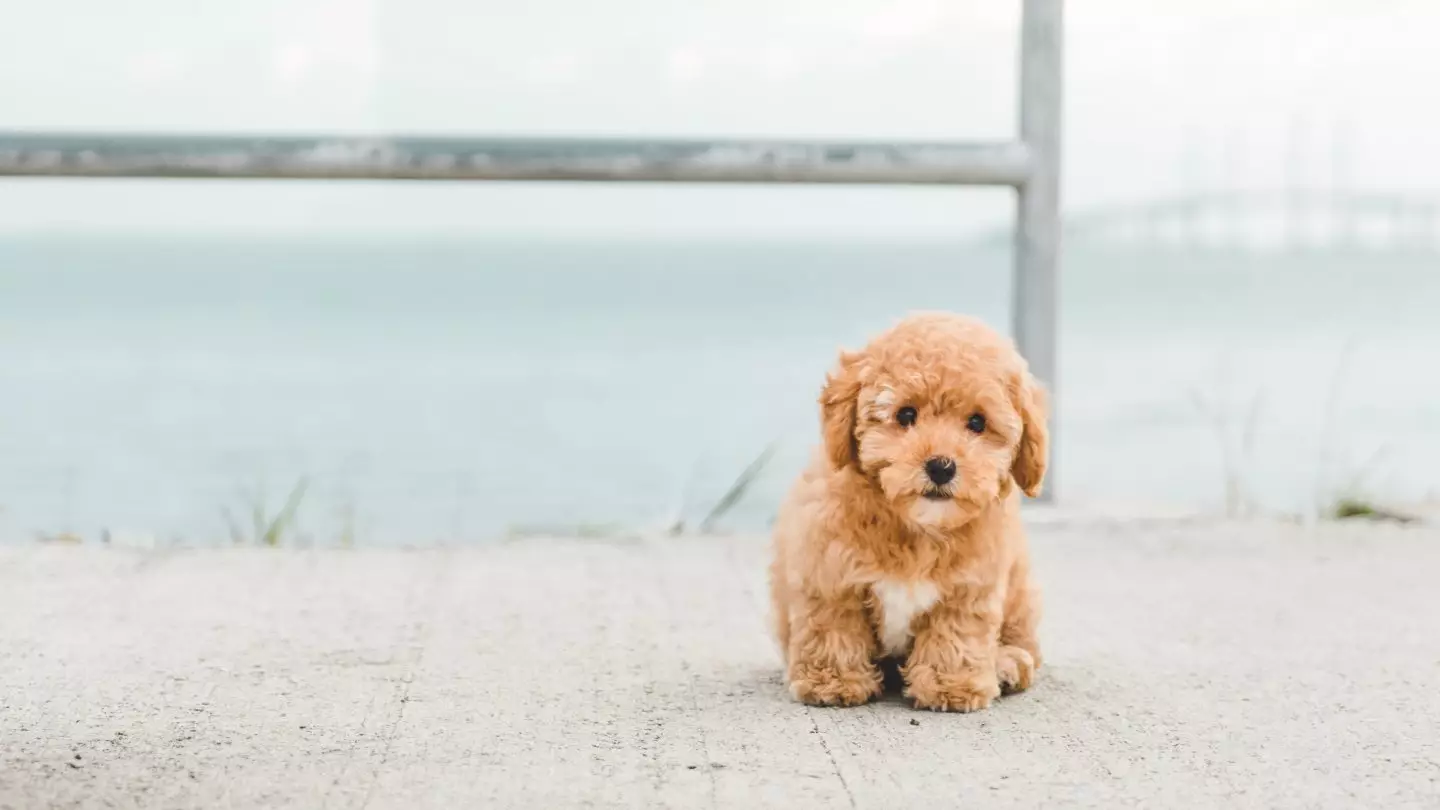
top-left (3, 236), bottom-right (1438, 545)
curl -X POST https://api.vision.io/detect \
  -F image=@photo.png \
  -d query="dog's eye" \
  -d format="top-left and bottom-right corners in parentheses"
top-left (896, 406), bottom-right (917, 428)
top-left (966, 413), bottom-right (987, 433)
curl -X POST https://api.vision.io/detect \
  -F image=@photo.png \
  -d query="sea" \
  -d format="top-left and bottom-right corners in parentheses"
top-left (3, 236), bottom-right (1438, 545)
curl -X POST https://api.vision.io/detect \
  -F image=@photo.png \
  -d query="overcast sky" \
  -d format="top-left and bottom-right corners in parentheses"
top-left (0, 0), bottom-right (1434, 238)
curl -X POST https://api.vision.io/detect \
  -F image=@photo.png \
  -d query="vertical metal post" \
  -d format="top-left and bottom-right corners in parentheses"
top-left (1015, 0), bottom-right (1063, 502)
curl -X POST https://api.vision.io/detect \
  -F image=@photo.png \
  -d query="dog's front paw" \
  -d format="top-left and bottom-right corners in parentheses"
top-left (995, 645), bottom-right (1036, 695)
top-left (788, 662), bottom-right (882, 707)
top-left (904, 664), bottom-right (1000, 713)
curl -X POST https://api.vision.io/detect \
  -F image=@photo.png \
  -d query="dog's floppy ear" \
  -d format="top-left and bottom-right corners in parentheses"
top-left (819, 350), bottom-right (866, 472)
top-left (1011, 369), bottom-right (1050, 497)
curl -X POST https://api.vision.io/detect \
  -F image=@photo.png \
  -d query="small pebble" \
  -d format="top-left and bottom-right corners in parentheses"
top-left (910, 719), bottom-right (920, 726)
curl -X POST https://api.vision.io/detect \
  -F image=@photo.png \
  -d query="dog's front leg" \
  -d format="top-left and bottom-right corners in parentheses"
top-left (902, 588), bottom-right (1002, 712)
top-left (785, 589), bottom-right (882, 707)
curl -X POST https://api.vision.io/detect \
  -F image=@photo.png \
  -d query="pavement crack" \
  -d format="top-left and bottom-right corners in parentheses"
top-left (357, 666), bottom-right (418, 810)
top-left (809, 710), bottom-right (858, 810)
top-left (686, 671), bottom-right (719, 810)
top-left (355, 557), bottom-right (444, 810)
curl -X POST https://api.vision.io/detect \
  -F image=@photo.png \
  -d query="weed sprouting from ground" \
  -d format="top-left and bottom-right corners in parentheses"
top-left (1313, 341), bottom-right (1358, 513)
top-left (1188, 343), bottom-right (1422, 524)
top-left (701, 443), bottom-right (778, 533)
top-left (222, 477), bottom-right (310, 547)
top-left (1327, 495), bottom-right (1417, 524)
top-left (1189, 364), bottom-right (1265, 519)
top-left (503, 442), bottom-right (782, 539)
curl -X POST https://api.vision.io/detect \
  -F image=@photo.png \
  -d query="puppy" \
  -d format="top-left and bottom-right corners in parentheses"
top-left (769, 312), bottom-right (1049, 712)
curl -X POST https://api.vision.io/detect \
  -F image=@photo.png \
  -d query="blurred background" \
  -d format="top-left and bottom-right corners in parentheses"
top-left (2, 0), bottom-right (1437, 546)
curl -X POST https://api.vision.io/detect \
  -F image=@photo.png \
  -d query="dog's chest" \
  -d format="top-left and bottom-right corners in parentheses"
top-left (870, 578), bottom-right (942, 656)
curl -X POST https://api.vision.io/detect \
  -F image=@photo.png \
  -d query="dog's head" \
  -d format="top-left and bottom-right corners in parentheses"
top-left (820, 312), bottom-right (1049, 530)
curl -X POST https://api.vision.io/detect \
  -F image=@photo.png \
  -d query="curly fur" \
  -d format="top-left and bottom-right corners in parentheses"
top-left (769, 312), bottom-right (1050, 712)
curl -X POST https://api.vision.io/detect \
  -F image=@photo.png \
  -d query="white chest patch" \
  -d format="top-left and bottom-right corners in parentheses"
top-left (871, 578), bottom-right (942, 655)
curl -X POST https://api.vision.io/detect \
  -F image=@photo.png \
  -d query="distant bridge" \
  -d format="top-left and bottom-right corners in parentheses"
top-left (975, 190), bottom-right (1440, 253)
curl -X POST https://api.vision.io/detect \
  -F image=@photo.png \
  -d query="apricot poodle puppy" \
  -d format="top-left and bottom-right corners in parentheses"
top-left (769, 312), bottom-right (1050, 712)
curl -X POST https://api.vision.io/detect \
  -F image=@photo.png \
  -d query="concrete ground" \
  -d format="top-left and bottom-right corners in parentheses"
top-left (2, 519), bottom-right (1439, 809)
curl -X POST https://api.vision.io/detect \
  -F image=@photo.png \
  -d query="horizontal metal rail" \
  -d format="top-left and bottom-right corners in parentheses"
top-left (0, 0), bottom-right (1061, 499)
top-left (0, 134), bottom-right (1032, 186)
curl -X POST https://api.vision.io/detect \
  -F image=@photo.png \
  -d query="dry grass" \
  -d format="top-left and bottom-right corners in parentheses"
top-left (700, 442), bottom-right (778, 533)
top-left (1188, 368), bottom-right (1264, 519)
top-left (221, 477), bottom-right (310, 547)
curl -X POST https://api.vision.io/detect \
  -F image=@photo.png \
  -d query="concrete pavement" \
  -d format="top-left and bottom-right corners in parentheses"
top-left (3, 519), bottom-right (1439, 808)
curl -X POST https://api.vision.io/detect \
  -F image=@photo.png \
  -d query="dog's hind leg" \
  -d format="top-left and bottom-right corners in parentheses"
top-left (997, 556), bottom-right (1042, 694)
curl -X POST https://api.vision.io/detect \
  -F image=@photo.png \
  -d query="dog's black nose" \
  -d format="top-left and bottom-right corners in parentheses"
top-left (925, 456), bottom-right (957, 486)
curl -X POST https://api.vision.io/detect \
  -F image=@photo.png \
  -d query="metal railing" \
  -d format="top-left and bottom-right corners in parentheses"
top-left (0, 0), bottom-right (1063, 498)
